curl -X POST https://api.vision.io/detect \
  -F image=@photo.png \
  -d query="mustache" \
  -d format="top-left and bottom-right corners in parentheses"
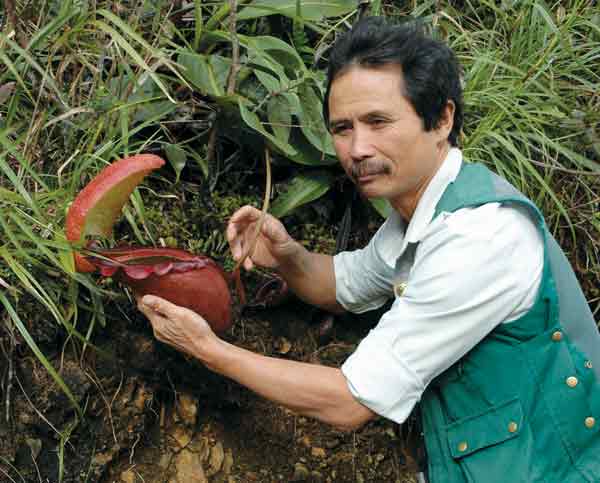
top-left (350, 160), bottom-right (390, 180)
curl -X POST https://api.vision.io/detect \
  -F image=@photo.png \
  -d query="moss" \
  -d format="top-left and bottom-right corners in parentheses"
top-left (128, 185), bottom-right (259, 261)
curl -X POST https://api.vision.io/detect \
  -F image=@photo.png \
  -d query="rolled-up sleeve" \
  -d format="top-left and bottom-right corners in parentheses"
top-left (334, 248), bottom-right (391, 313)
top-left (333, 215), bottom-right (404, 313)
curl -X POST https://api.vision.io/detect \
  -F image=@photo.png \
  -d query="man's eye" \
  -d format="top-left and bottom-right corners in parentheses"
top-left (370, 118), bottom-right (388, 126)
top-left (332, 125), bottom-right (351, 135)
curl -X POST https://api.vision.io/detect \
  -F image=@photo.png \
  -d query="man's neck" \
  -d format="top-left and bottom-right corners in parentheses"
top-left (391, 143), bottom-right (451, 223)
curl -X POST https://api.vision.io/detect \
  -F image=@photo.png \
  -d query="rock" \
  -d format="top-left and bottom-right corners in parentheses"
top-left (277, 337), bottom-right (292, 354)
top-left (25, 438), bottom-right (42, 460)
top-left (292, 462), bottom-right (310, 481)
top-left (132, 382), bottom-right (153, 411)
top-left (222, 449), bottom-right (234, 474)
top-left (324, 438), bottom-right (340, 449)
top-left (188, 435), bottom-right (211, 462)
top-left (92, 449), bottom-right (115, 466)
top-left (158, 452), bottom-right (173, 470)
top-left (169, 424), bottom-right (193, 449)
top-left (311, 470), bottom-right (324, 482)
top-left (117, 380), bottom-right (137, 409)
top-left (174, 448), bottom-right (208, 483)
top-left (177, 393), bottom-right (198, 426)
top-left (17, 411), bottom-right (34, 425)
top-left (299, 435), bottom-right (311, 447)
top-left (311, 447), bottom-right (326, 459)
top-left (120, 469), bottom-right (136, 483)
top-left (206, 441), bottom-right (225, 476)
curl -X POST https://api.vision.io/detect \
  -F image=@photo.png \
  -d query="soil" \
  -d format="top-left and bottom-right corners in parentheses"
top-left (0, 276), bottom-right (418, 483)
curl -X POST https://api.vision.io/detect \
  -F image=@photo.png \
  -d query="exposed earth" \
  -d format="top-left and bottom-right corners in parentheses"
top-left (0, 283), bottom-right (418, 483)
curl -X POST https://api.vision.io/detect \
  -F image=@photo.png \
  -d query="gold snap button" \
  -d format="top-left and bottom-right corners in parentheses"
top-left (394, 282), bottom-right (407, 298)
top-left (457, 441), bottom-right (468, 452)
top-left (585, 360), bottom-right (593, 369)
top-left (551, 331), bottom-right (563, 342)
top-left (566, 376), bottom-right (578, 388)
top-left (508, 422), bottom-right (518, 433)
top-left (585, 417), bottom-right (596, 429)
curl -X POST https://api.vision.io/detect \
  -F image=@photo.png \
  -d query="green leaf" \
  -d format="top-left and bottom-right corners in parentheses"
top-left (187, 150), bottom-right (209, 178)
top-left (267, 94), bottom-right (292, 145)
top-left (91, 20), bottom-right (175, 103)
top-left (178, 52), bottom-right (227, 97)
top-left (255, 70), bottom-right (280, 93)
top-left (238, 99), bottom-right (297, 157)
top-left (244, 35), bottom-right (305, 73)
top-left (270, 171), bottom-right (335, 218)
top-left (369, 198), bottom-right (392, 219)
top-left (287, 127), bottom-right (338, 166)
top-left (165, 144), bottom-right (188, 182)
top-left (297, 81), bottom-right (336, 156)
top-left (238, 0), bottom-right (356, 21)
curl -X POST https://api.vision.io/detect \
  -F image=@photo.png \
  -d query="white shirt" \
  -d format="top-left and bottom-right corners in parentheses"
top-left (335, 148), bottom-right (544, 424)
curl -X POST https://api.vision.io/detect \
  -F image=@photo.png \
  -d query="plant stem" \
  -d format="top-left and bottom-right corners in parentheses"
top-left (232, 148), bottom-right (272, 306)
top-left (226, 0), bottom-right (240, 95)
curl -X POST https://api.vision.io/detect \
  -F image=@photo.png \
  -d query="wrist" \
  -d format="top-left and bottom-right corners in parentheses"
top-left (276, 240), bottom-right (305, 274)
top-left (192, 334), bottom-right (227, 372)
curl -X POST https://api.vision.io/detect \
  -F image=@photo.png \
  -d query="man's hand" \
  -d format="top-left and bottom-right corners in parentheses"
top-left (226, 205), bottom-right (299, 271)
top-left (137, 295), bottom-right (218, 361)
top-left (136, 297), bottom-right (370, 430)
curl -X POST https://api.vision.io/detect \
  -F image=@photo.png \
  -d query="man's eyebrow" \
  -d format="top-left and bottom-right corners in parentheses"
top-left (328, 119), bottom-right (350, 130)
top-left (328, 110), bottom-right (394, 130)
top-left (359, 110), bottom-right (393, 120)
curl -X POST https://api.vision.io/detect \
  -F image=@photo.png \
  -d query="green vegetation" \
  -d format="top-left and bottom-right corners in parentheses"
top-left (0, 0), bottom-right (599, 449)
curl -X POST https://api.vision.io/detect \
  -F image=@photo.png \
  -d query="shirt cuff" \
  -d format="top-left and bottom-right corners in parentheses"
top-left (341, 333), bottom-right (424, 424)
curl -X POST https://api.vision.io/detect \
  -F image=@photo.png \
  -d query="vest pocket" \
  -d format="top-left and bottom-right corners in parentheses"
top-left (447, 398), bottom-right (523, 459)
top-left (445, 398), bottom-right (538, 483)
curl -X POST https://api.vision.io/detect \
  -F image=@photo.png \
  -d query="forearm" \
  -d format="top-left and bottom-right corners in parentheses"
top-left (199, 337), bottom-right (374, 430)
top-left (277, 242), bottom-right (344, 313)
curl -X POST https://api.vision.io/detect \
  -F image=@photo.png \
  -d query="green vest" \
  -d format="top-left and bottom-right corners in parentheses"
top-left (421, 163), bottom-right (600, 483)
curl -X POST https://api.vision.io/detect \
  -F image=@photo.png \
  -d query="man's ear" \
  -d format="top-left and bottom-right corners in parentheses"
top-left (436, 100), bottom-right (455, 143)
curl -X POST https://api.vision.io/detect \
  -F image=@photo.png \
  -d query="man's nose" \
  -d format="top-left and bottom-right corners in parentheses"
top-left (349, 128), bottom-right (375, 161)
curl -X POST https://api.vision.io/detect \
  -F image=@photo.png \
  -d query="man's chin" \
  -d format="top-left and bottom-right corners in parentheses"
top-left (356, 184), bottom-right (382, 199)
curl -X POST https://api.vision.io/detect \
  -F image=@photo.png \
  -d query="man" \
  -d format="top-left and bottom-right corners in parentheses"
top-left (139, 17), bottom-right (600, 482)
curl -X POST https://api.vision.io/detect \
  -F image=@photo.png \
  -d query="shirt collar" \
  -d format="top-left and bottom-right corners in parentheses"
top-left (404, 147), bottom-right (463, 244)
top-left (376, 148), bottom-right (463, 266)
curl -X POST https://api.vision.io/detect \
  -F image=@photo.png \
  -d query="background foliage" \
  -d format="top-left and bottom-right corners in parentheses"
top-left (0, 0), bottom-right (599, 434)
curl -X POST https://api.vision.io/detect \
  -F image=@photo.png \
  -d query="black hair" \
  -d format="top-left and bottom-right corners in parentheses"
top-left (323, 17), bottom-right (464, 146)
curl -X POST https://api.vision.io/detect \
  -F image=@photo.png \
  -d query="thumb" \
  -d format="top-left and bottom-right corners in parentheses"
top-left (141, 295), bottom-right (181, 317)
top-left (261, 216), bottom-right (290, 245)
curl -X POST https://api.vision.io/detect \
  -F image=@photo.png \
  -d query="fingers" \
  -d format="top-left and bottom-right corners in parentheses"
top-left (227, 205), bottom-right (264, 262)
top-left (137, 298), bottom-right (169, 340)
top-left (227, 206), bottom-right (256, 261)
top-left (229, 205), bottom-right (262, 225)
top-left (139, 295), bottom-right (184, 319)
top-left (227, 205), bottom-right (260, 240)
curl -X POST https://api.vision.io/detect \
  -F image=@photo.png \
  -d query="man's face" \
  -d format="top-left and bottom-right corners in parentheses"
top-left (328, 64), bottom-right (452, 212)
